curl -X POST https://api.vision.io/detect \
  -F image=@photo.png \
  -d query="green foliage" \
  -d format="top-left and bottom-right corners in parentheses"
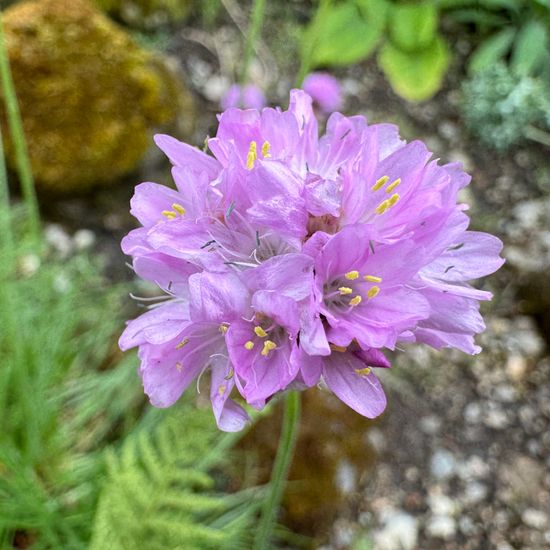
top-left (300, 0), bottom-right (387, 72)
top-left (461, 62), bottom-right (550, 150)
top-left (0, 231), bottom-right (137, 547)
top-left (379, 35), bottom-right (450, 101)
top-left (299, 0), bottom-right (451, 102)
top-left (442, 0), bottom-right (550, 77)
top-left (90, 407), bottom-right (261, 550)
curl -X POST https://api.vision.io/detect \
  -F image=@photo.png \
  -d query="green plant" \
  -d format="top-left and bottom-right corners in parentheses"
top-left (299, 0), bottom-right (451, 101)
top-left (440, 0), bottom-right (550, 78)
top-left (462, 62), bottom-right (550, 150)
top-left (90, 406), bottom-right (262, 550)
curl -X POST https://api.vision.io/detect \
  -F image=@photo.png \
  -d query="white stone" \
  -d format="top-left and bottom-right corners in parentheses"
top-left (522, 508), bottom-right (548, 530)
top-left (430, 449), bottom-right (457, 480)
top-left (426, 515), bottom-right (457, 540)
top-left (73, 229), bottom-right (95, 250)
top-left (373, 509), bottom-right (418, 550)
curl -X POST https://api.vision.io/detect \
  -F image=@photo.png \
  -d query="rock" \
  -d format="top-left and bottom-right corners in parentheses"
top-left (428, 492), bottom-right (458, 516)
top-left (522, 509), bottom-right (548, 530)
top-left (1, 0), bottom-right (194, 192)
top-left (419, 415), bottom-right (442, 435)
top-left (464, 481), bottom-right (488, 504)
top-left (73, 229), bottom-right (96, 250)
top-left (373, 509), bottom-right (419, 550)
top-left (426, 515), bottom-right (456, 540)
top-left (484, 404), bottom-right (509, 430)
top-left (95, 0), bottom-right (193, 30)
top-left (430, 449), bottom-right (457, 480)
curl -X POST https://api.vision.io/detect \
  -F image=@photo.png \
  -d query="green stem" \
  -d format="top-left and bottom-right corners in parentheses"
top-left (0, 13), bottom-right (41, 247)
top-left (239, 0), bottom-right (266, 86)
top-left (0, 110), bottom-right (15, 273)
top-left (524, 124), bottom-right (550, 148)
top-left (253, 391), bottom-right (301, 550)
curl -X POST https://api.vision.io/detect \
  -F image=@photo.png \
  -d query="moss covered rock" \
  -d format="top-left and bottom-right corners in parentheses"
top-left (1, 0), bottom-right (194, 192)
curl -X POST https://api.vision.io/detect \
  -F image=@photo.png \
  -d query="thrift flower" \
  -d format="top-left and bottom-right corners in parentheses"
top-left (303, 72), bottom-right (342, 113)
top-left (221, 83), bottom-right (266, 110)
top-left (120, 90), bottom-right (504, 431)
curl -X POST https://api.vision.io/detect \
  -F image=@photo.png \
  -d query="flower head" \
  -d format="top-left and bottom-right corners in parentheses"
top-left (220, 83), bottom-right (267, 111)
top-left (303, 72), bottom-right (343, 114)
top-left (120, 90), bottom-right (504, 430)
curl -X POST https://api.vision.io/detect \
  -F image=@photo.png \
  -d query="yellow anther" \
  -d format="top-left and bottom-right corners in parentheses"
top-left (261, 141), bottom-right (271, 158)
top-left (254, 326), bottom-right (268, 338)
top-left (261, 340), bottom-right (277, 356)
top-left (367, 286), bottom-right (380, 299)
top-left (162, 210), bottom-right (177, 219)
top-left (175, 362), bottom-right (183, 372)
top-left (371, 175), bottom-right (389, 191)
top-left (354, 367), bottom-right (372, 376)
top-left (218, 384), bottom-right (227, 396)
top-left (349, 295), bottom-right (362, 306)
top-left (246, 140), bottom-right (258, 170)
top-left (172, 203), bottom-right (186, 215)
top-left (330, 344), bottom-right (348, 353)
top-left (388, 193), bottom-right (400, 206)
top-left (364, 275), bottom-right (382, 283)
top-left (375, 200), bottom-right (390, 215)
top-left (244, 341), bottom-right (255, 350)
top-left (385, 178), bottom-right (401, 193)
top-left (338, 286), bottom-right (353, 295)
top-left (219, 323), bottom-right (229, 334)
top-left (344, 270), bottom-right (360, 280)
top-left (175, 338), bottom-right (189, 349)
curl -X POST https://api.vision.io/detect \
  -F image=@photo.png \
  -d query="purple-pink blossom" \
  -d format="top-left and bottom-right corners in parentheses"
top-left (303, 72), bottom-right (342, 114)
top-left (120, 90), bottom-right (504, 431)
top-left (220, 83), bottom-right (266, 111)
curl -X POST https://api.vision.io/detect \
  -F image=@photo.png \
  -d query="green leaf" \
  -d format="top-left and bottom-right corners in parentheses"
top-left (388, 1), bottom-right (438, 52)
top-left (511, 20), bottom-right (548, 76)
top-left (468, 28), bottom-right (515, 73)
top-left (378, 35), bottom-right (451, 101)
top-left (302, 0), bottom-right (387, 69)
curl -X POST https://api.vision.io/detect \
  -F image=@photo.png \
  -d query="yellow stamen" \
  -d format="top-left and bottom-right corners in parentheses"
top-left (364, 275), bottom-right (382, 283)
top-left (218, 384), bottom-right (227, 396)
top-left (371, 175), bottom-right (389, 191)
top-left (388, 193), bottom-right (400, 206)
top-left (261, 141), bottom-right (271, 158)
top-left (338, 286), bottom-right (353, 295)
top-left (355, 367), bottom-right (371, 376)
top-left (246, 141), bottom-right (258, 170)
top-left (344, 270), bottom-right (359, 280)
top-left (175, 362), bottom-right (183, 372)
top-left (375, 200), bottom-right (390, 215)
top-left (219, 323), bottom-right (229, 334)
top-left (172, 203), bottom-right (186, 215)
top-left (349, 295), bottom-right (362, 306)
top-left (244, 341), bottom-right (255, 350)
top-left (330, 344), bottom-right (348, 353)
top-left (367, 286), bottom-right (380, 299)
top-left (175, 338), bottom-right (189, 349)
top-left (385, 178), bottom-right (401, 193)
top-left (162, 210), bottom-right (177, 219)
top-left (254, 326), bottom-right (268, 338)
top-left (261, 340), bottom-right (277, 356)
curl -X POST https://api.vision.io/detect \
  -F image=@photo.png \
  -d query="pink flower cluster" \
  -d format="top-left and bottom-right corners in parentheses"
top-left (120, 90), bottom-right (504, 431)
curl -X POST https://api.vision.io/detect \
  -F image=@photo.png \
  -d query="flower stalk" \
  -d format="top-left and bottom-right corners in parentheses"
top-left (239, 0), bottom-right (266, 86)
top-left (0, 13), bottom-right (41, 248)
top-left (253, 390), bottom-right (301, 550)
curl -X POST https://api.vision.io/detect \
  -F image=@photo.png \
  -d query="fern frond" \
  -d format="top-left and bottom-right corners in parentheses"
top-left (90, 405), bottom-right (263, 550)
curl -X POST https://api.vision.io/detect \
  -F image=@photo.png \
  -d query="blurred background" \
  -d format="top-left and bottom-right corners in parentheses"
top-left (0, 0), bottom-right (549, 548)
